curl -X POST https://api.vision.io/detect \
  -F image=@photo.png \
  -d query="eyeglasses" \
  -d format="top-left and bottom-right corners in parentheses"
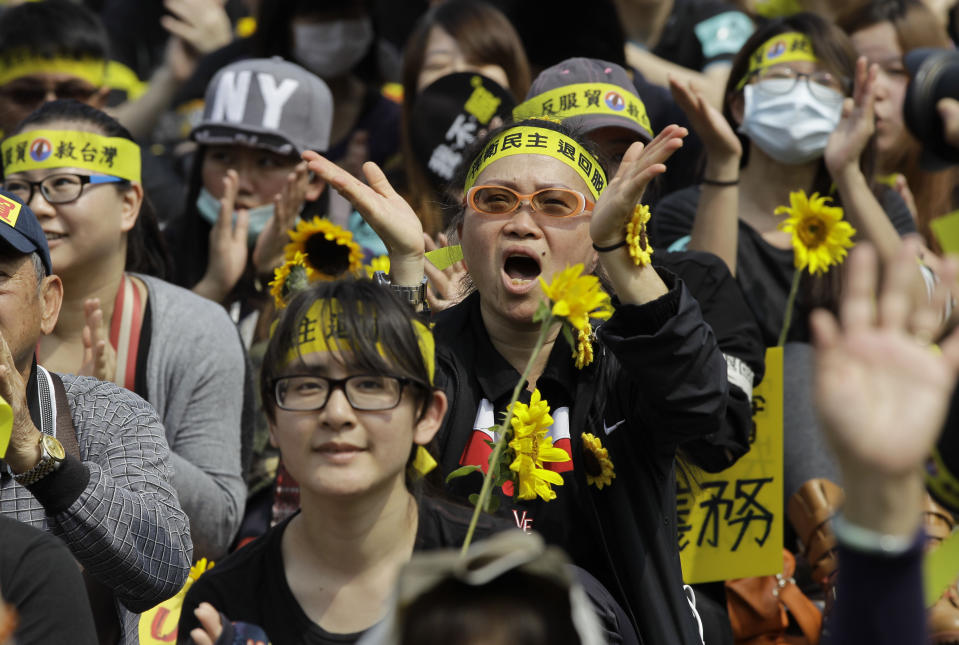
top-left (752, 66), bottom-right (849, 102)
top-left (466, 185), bottom-right (593, 218)
top-left (273, 374), bottom-right (426, 411)
top-left (0, 81), bottom-right (99, 107)
top-left (3, 173), bottom-right (126, 205)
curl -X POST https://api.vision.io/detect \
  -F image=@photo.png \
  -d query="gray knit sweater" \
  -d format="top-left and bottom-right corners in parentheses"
top-left (137, 274), bottom-right (247, 559)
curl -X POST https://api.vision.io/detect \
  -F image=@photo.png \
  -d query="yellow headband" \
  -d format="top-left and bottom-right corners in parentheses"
top-left (463, 125), bottom-right (607, 201)
top-left (513, 83), bottom-right (653, 139)
top-left (736, 32), bottom-right (819, 90)
top-left (2, 129), bottom-right (141, 183)
top-left (286, 299), bottom-right (436, 385)
top-left (0, 55), bottom-right (105, 87)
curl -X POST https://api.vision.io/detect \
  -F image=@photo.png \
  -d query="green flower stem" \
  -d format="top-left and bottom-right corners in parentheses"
top-left (777, 268), bottom-right (802, 347)
top-left (460, 315), bottom-right (556, 556)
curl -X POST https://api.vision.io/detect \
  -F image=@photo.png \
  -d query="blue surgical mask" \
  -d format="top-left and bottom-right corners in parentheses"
top-left (196, 187), bottom-right (275, 244)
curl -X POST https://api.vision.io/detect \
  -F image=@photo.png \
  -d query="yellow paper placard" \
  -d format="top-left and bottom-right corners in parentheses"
top-left (138, 559), bottom-right (214, 644)
top-left (678, 347), bottom-right (784, 584)
top-left (0, 395), bottom-right (11, 458)
top-left (931, 210), bottom-right (959, 255)
top-left (425, 244), bottom-right (463, 271)
top-left (0, 194), bottom-right (22, 229)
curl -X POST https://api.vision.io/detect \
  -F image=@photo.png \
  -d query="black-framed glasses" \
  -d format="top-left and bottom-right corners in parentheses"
top-left (3, 173), bottom-right (126, 205)
top-left (273, 374), bottom-right (426, 411)
top-left (753, 67), bottom-right (849, 102)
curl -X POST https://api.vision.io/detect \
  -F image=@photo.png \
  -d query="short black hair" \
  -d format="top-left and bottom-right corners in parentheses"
top-left (260, 279), bottom-right (434, 423)
top-left (0, 0), bottom-right (110, 63)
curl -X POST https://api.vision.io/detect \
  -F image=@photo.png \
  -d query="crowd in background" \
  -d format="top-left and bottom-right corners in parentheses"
top-left (2, 0), bottom-right (959, 644)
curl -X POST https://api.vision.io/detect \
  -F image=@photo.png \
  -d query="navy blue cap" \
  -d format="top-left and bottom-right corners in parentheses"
top-left (0, 190), bottom-right (51, 274)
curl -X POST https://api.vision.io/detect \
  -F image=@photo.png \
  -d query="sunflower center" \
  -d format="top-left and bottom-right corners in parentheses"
top-left (582, 447), bottom-right (602, 477)
top-left (305, 234), bottom-right (351, 277)
top-left (797, 217), bottom-right (827, 249)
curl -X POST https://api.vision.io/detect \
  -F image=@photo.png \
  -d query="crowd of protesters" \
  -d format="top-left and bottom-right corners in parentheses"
top-left (3, 0), bottom-right (959, 644)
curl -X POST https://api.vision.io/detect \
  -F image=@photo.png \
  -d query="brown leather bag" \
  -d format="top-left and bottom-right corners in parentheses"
top-left (725, 549), bottom-right (823, 645)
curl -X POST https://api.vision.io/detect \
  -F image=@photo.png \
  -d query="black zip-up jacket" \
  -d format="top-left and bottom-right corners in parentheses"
top-left (432, 268), bottom-right (731, 645)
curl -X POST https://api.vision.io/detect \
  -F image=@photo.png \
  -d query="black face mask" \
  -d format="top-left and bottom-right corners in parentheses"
top-left (409, 72), bottom-right (516, 192)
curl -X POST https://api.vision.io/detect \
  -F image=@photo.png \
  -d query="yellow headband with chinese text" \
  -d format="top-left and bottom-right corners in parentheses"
top-left (736, 32), bottom-right (818, 90)
top-left (0, 55), bottom-right (147, 100)
top-left (286, 299), bottom-right (436, 384)
top-left (513, 83), bottom-right (653, 140)
top-left (2, 129), bottom-right (141, 183)
top-left (463, 126), bottom-right (607, 201)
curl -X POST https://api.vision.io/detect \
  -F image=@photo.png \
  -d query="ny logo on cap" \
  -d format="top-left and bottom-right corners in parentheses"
top-left (210, 71), bottom-right (300, 130)
top-left (0, 195), bottom-right (22, 228)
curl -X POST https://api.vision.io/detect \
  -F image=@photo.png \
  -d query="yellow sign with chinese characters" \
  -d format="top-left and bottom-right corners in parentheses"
top-left (678, 347), bottom-right (784, 584)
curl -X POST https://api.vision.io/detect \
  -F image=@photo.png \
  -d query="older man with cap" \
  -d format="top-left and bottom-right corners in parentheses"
top-left (0, 191), bottom-right (192, 645)
top-left (516, 57), bottom-right (767, 645)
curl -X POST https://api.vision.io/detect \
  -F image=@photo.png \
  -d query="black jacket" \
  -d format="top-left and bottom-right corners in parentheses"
top-left (432, 268), bottom-right (730, 645)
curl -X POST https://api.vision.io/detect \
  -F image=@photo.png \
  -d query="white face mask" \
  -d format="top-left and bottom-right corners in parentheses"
top-left (197, 187), bottom-right (275, 244)
top-left (738, 79), bottom-right (844, 165)
top-left (292, 18), bottom-right (373, 79)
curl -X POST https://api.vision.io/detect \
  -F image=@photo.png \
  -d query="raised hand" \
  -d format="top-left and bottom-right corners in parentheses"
top-left (812, 241), bottom-right (959, 478)
top-left (78, 298), bottom-right (117, 383)
top-left (252, 162), bottom-right (310, 276)
top-left (589, 124), bottom-right (687, 248)
top-left (303, 151), bottom-right (426, 286)
top-left (825, 57), bottom-right (878, 179)
top-left (161, 0), bottom-right (232, 82)
top-left (424, 232), bottom-right (468, 312)
top-left (0, 333), bottom-right (41, 474)
top-left (194, 170), bottom-right (250, 303)
top-left (669, 78), bottom-right (741, 162)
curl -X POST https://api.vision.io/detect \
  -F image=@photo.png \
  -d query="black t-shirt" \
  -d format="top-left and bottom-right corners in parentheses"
top-left (177, 496), bottom-right (504, 645)
top-left (651, 0), bottom-right (754, 72)
top-left (0, 516), bottom-right (98, 645)
top-left (650, 184), bottom-right (917, 345)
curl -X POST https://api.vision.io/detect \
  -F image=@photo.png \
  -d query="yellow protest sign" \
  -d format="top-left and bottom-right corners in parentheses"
top-left (0, 394), bottom-right (11, 458)
top-left (139, 559), bottom-right (214, 644)
top-left (678, 347), bottom-right (784, 584)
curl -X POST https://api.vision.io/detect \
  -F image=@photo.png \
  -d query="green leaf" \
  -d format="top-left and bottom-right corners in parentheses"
top-left (468, 493), bottom-right (480, 506)
top-left (445, 465), bottom-right (482, 483)
top-left (561, 322), bottom-right (576, 351)
top-left (532, 300), bottom-right (551, 323)
top-left (486, 495), bottom-right (500, 513)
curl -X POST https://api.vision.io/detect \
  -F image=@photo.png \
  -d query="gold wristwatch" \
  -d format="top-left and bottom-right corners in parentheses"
top-left (13, 434), bottom-right (66, 486)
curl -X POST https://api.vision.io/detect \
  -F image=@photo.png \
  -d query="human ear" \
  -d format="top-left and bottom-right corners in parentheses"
top-left (119, 182), bottom-right (144, 233)
top-left (38, 275), bottom-right (63, 335)
top-left (413, 389), bottom-right (448, 446)
top-left (267, 421), bottom-right (280, 449)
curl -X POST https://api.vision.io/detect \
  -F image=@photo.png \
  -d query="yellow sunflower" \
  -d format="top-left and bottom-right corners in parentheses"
top-left (626, 204), bottom-right (654, 267)
top-left (269, 252), bottom-right (310, 309)
top-left (581, 433), bottom-right (615, 489)
top-left (188, 558), bottom-right (215, 582)
top-left (775, 191), bottom-right (856, 275)
top-left (507, 389), bottom-right (571, 502)
top-left (363, 255), bottom-right (390, 279)
top-left (284, 216), bottom-right (364, 279)
top-left (539, 264), bottom-right (614, 333)
top-left (574, 326), bottom-right (594, 369)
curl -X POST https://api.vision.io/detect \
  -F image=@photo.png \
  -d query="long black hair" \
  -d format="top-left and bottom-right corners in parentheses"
top-left (10, 99), bottom-right (172, 278)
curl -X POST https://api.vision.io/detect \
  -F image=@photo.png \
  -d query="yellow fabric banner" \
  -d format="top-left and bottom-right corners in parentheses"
top-left (513, 82), bottom-right (653, 140)
top-left (678, 346), bottom-right (784, 584)
top-left (737, 32), bottom-right (818, 89)
top-left (138, 559), bottom-right (214, 644)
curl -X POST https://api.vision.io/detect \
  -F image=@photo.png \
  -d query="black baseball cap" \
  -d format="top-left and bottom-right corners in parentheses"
top-left (0, 190), bottom-right (51, 274)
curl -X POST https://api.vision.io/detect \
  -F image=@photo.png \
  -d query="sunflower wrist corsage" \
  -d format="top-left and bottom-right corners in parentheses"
top-left (591, 204), bottom-right (654, 268)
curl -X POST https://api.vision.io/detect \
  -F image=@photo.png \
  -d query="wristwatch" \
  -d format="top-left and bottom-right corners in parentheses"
top-left (372, 271), bottom-right (429, 311)
top-left (13, 434), bottom-right (66, 486)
